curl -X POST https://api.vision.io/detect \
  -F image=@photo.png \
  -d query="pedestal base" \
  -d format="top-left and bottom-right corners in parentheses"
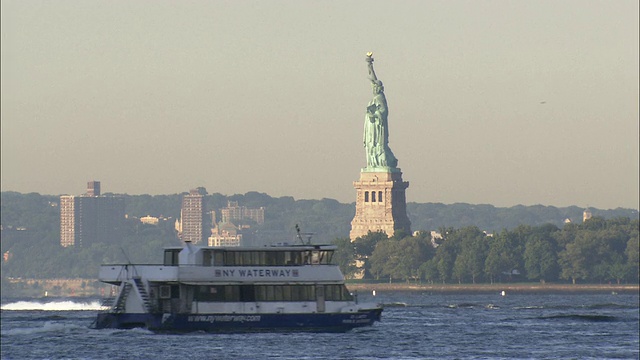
top-left (349, 170), bottom-right (411, 241)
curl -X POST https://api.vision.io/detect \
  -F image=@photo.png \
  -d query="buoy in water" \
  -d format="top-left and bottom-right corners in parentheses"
top-left (501, 291), bottom-right (506, 297)
top-left (373, 290), bottom-right (376, 296)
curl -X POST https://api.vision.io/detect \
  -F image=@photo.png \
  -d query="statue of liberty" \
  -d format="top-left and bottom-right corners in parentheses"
top-left (364, 53), bottom-right (398, 170)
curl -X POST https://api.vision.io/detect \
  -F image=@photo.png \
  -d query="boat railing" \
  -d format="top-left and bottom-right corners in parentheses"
top-left (100, 297), bottom-right (116, 308)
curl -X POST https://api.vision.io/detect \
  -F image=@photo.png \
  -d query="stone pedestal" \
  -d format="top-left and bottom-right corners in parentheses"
top-left (349, 170), bottom-right (411, 241)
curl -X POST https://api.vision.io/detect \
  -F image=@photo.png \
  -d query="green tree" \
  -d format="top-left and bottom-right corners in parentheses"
top-left (419, 258), bottom-right (439, 284)
top-left (524, 235), bottom-right (559, 282)
top-left (369, 239), bottom-right (399, 281)
top-left (431, 228), bottom-right (463, 283)
top-left (352, 231), bottom-right (389, 278)
top-left (462, 229), bottom-right (490, 283)
top-left (559, 232), bottom-right (596, 284)
top-left (608, 259), bottom-right (629, 285)
top-left (332, 237), bottom-right (357, 278)
top-left (391, 236), bottom-right (434, 283)
top-left (625, 235), bottom-right (639, 282)
top-left (452, 253), bottom-right (469, 284)
top-left (485, 230), bottom-right (522, 283)
top-left (353, 231), bottom-right (388, 258)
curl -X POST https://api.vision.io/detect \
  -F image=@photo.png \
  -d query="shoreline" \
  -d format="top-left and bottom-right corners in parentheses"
top-left (2, 279), bottom-right (638, 298)
top-left (345, 282), bottom-right (640, 294)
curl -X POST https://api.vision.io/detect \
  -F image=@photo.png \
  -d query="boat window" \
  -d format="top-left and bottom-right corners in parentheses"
top-left (197, 285), bottom-right (224, 302)
top-left (256, 285), bottom-right (266, 301)
top-left (213, 251), bottom-right (224, 266)
top-left (163, 250), bottom-right (179, 266)
top-left (195, 285), bottom-right (319, 302)
top-left (265, 285), bottom-right (275, 301)
top-left (290, 285), bottom-right (301, 301)
top-left (240, 285), bottom-right (255, 302)
top-left (264, 252), bottom-right (276, 266)
top-left (324, 284), bottom-right (336, 301)
top-left (341, 285), bottom-right (354, 301)
top-left (324, 251), bottom-right (334, 264)
top-left (323, 285), bottom-right (353, 301)
top-left (311, 251), bottom-right (320, 264)
top-left (252, 251), bottom-right (263, 265)
top-left (202, 250), bottom-right (212, 266)
top-left (228, 252), bottom-right (236, 266)
top-left (224, 285), bottom-right (240, 301)
top-left (289, 285), bottom-right (315, 301)
top-left (274, 286), bottom-right (284, 301)
top-left (282, 285), bottom-right (292, 300)
top-left (284, 251), bottom-right (302, 265)
top-left (241, 252), bottom-right (252, 265)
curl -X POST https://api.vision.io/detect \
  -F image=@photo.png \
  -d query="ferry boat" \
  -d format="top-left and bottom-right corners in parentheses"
top-left (93, 241), bottom-right (382, 332)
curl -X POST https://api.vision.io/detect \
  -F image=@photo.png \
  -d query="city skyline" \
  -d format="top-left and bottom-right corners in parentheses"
top-left (1, 1), bottom-right (638, 210)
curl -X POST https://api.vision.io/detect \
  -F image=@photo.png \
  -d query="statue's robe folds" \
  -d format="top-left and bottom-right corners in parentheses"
top-left (364, 93), bottom-right (397, 169)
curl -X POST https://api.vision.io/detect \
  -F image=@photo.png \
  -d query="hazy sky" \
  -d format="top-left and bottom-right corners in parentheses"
top-left (2, 0), bottom-right (638, 210)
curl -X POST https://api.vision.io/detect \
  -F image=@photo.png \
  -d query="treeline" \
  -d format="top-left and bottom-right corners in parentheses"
top-left (334, 217), bottom-right (639, 284)
top-left (0, 191), bottom-right (638, 282)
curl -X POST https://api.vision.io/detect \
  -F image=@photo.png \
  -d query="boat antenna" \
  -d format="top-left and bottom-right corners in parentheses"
top-left (295, 224), bottom-right (314, 245)
top-left (119, 247), bottom-right (137, 278)
top-left (295, 224), bottom-right (305, 245)
top-left (120, 247), bottom-right (133, 265)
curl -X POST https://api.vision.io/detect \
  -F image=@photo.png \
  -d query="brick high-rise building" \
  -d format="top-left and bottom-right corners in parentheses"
top-left (179, 188), bottom-right (206, 244)
top-left (60, 181), bottom-right (125, 247)
top-left (60, 195), bottom-right (77, 247)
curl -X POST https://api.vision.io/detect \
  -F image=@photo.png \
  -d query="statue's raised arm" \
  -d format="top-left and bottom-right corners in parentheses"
top-left (366, 52), bottom-right (379, 84)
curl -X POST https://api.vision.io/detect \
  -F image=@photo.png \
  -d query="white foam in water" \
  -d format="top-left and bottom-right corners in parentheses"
top-left (3, 321), bottom-right (88, 336)
top-left (1, 300), bottom-right (106, 311)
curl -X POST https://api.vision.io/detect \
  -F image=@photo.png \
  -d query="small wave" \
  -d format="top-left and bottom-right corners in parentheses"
top-left (447, 303), bottom-right (478, 309)
top-left (2, 321), bottom-right (89, 336)
top-left (383, 302), bottom-right (409, 307)
top-left (513, 305), bottom-right (544, 310)
top-left (35, 315), bottom-right (68, 321)
top-left (111, 327), bottom-right (154, 336)
top-left (1, 300), bottom-right (107, 311)
top-left (539, 314), bottom-right (619, 322)
top-left (410, 304), bottom-right (446, 309)
top-left (587, 303), bottom-right (637, 310)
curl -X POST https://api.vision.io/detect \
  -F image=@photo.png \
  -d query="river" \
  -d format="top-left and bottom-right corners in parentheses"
top-left (1, 292), bottom-right (638, 359)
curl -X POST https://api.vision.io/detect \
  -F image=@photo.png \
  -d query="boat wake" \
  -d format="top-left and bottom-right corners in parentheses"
top-left (2, 321), bottom-right (90, 336)
top-left (1, 300), bottom-right (106, 311)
